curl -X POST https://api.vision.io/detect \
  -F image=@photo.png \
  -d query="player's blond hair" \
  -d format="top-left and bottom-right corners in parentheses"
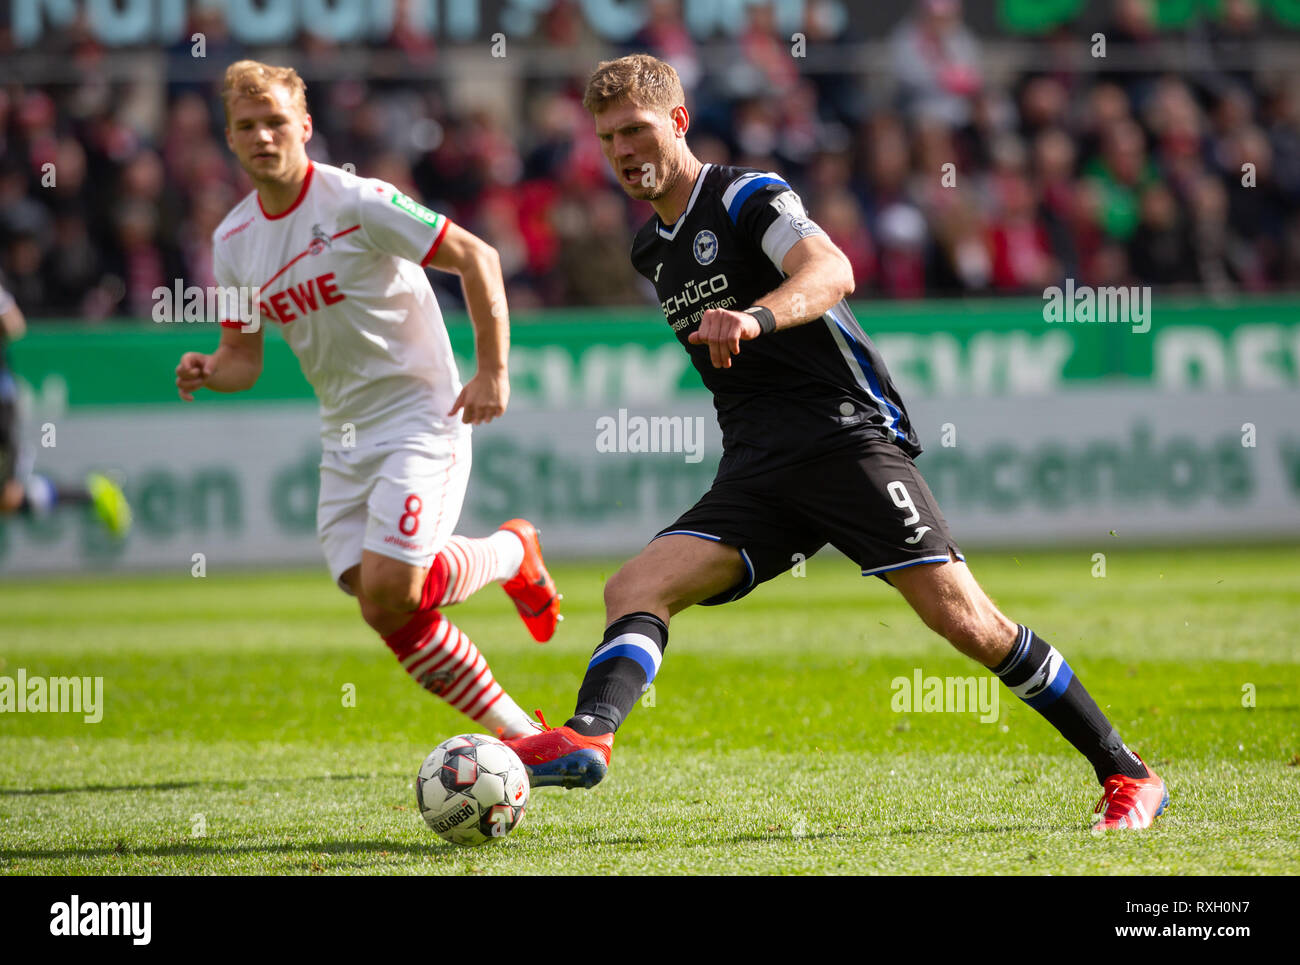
top-left (582, 54), bottom-right (685, 117)
top-left (221, 60), bottom-right (308, 123)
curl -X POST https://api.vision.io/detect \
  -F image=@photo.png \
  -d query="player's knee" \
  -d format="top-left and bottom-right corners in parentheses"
top-left (603, 560), bottom-right (661, 614)
top-left (359, 555), bottom-right (426, 613)
top-left (359, 596), bottom-right (418, 638)
top-left (1, 480), bottom-right (23, 513)
top-left (363, 574), bottom-right (422, 613)
top-left (603, 565), bottom-right (634, 610)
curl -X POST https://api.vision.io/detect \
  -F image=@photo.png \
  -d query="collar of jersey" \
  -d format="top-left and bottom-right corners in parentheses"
top-left (258, 161), bottom-right (315, 221)
top-left (655, 163), bottom-right (711, 241)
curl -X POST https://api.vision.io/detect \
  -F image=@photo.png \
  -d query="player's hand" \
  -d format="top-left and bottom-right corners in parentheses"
top-left (175, 352), bottom-right (216, 402)
top-left (688, 308), bottom-right (762, 369)
top-left (449, 369), bottom-right (509, 425)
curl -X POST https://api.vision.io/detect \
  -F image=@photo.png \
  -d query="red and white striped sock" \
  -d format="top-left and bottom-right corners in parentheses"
top-left (382, 610), bottom-right (536, 738)
top-left (435, 532), bottom-right (524, 606)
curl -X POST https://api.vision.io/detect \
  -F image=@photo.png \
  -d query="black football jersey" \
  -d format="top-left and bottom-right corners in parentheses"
top-left (631, 163), bottom-right (920, 481)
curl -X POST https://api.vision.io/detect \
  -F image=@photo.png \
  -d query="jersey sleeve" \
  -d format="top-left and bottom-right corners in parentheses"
top-left (356, 180), bottom-right (451, 267)
top-left (211, 238), bottom-right (249, 331)
top-left (724, 172), bottom-right (826, 274)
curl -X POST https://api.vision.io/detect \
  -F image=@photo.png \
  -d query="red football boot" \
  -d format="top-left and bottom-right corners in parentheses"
top-left (503, 712), bottom-right (613, 789)
top-left (1092, 756), bottom-right (1169, 830)
top-left (498, 518), bottom-right (562, 643)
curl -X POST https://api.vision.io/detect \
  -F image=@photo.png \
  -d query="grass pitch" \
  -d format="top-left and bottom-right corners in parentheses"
top-left (1, 546), bottom-right (1297, 875)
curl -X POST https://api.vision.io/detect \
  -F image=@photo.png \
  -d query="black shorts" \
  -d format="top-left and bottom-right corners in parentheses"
top-left (654, 439), bottom-right (963, 605)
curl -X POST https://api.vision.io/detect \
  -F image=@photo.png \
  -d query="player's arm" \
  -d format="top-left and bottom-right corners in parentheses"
top-left (175, 324), bottom-right (264, 401)
top-left (427, 221), bottom-right (510, 426)
top-left (0, 286), bottom-right (25, 342)
top-left (752, 234), bottom-right (855, 331)
top-left (689, 234), bottom-right (854, 369)
top-left (690, 177), bottom-right (855, 368)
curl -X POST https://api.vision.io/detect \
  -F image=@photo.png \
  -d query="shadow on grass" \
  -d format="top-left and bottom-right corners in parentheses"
top-left (0, 772), bottom-right (405, 796)
top-left (1, 822), bottom-right (1066, 867)
top-left (1, 838), bottom-right (431, 862)
top-left (0, 831), bottom-right (833, 865)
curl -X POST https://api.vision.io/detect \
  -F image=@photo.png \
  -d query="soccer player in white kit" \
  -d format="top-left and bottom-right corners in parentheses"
top-left (175, 61), bottom-right (559, 739)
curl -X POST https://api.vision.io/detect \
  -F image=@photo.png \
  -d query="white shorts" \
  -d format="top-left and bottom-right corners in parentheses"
top-left (317, 428), bottom-right (471, 593)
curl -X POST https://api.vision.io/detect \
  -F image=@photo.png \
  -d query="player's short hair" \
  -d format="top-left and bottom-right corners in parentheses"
top-left (582, 54), bottom-right (685, 117)
top-left (221, 60), bottom-right (308, 123)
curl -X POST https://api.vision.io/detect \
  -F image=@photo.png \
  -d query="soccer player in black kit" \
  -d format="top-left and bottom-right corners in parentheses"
top-left (507, 54), bottom-right (1166, 830)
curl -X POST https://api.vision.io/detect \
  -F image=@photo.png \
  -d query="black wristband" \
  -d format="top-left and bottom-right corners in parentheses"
top-left (744, 305), bottom-right (777, 335)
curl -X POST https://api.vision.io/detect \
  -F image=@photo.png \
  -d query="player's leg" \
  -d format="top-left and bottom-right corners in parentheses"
top-left (883, 558), bottom-right (1017, 664)
top-left (345, 566), bottom-right (534, 736)
top-left (0, 395), bottom-right (22, 515)
top-left (319, 442), bottom-right (538, 739)
top-left (1, 472), bottom-right (130, 534)
top-left (818, 439), bottom-right (1166, 829)
top-left (347, 432), bottom-right (554, 640)
top-left (359, 519), bottom-right (559, 642)
top-left (886, 559), bottom-right (1167, 829)
top-left (358, 534), bottom-right (522, 614)
top-left (603, 531), bottom-right (747, 623)
top-left (568, 531), bottom-right (745, 730)
top-left (506, 481), bottom-right (816, 788)
top-left (504, 533), bottom-right (745, 788)
top-left (0, 397), bottom-right (129, 533)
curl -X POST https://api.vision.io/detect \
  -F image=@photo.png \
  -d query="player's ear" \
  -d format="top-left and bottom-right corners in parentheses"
top-left (671, 105), bottom-right (690, 138)
top-left (302, 112), bottom-right (313, 144)
top-left (224, 126), bottom-right (234, 152)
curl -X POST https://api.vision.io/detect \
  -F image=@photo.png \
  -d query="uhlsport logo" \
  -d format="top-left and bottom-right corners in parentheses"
top-left (693, 229), bottom-right (718, 265)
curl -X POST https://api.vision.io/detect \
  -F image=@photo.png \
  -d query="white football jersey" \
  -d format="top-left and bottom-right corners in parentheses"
top-left (213, 161), bottom-right (462, 451)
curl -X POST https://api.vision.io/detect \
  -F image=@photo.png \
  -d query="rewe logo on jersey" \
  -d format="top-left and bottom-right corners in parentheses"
top-left (261, 271), bottom-right (345, 325)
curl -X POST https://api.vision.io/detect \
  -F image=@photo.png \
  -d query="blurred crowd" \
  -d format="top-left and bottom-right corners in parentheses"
top-left (2, 0), bottom-right (1299, 320)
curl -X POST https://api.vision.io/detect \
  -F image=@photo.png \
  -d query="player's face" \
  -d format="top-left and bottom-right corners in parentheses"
top-left (225, 85), bottom-right (312, 184)
top-left (595, 99), bottom-right (685, 201)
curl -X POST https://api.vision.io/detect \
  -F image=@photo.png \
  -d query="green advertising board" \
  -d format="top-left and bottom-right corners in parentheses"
top-left (3, 297), bottom-right (1299, 571)
top-left (9, 296), bottom-right (1300, 409)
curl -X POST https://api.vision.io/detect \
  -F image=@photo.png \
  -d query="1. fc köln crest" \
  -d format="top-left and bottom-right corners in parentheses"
top-left (308, 224), bottom-right (333, 255)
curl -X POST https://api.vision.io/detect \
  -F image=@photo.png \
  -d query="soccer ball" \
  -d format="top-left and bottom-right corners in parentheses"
top-left (416, 734), bottom-right (529, 846)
